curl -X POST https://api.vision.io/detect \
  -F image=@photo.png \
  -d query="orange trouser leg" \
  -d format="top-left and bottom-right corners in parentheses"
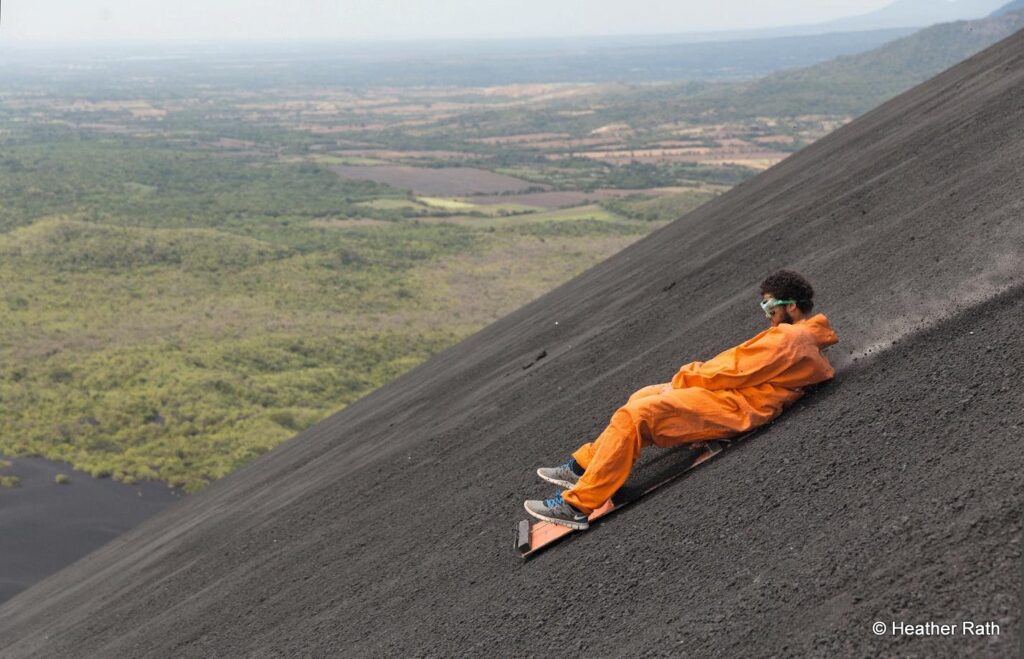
top-left (563, 407), bottom-right (653, 514)
top-left (571, 383), bottom-right (664, 470)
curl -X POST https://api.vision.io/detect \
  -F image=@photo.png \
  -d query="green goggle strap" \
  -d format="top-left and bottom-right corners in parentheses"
top-left (760, 298), bottom-right (797, 312)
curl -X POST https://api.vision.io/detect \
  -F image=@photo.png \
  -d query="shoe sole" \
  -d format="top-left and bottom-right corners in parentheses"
top-left (523, 501), bottom-right (589, 530)
top-left (536, 469), bottom-right (578, 489)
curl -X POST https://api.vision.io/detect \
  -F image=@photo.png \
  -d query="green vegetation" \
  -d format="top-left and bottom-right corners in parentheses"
top-left (0, 134), bottom-right (669, 492)
top-left (600, 189), bottom-right (724, 222)
top-left (0, 205), bottom-right (656, 491)
top-left (5, 327), bottom-right (462, 489)
top-left (55, 473), bottom-right (71, 484)
top-left (0, 171), bottom-right (496, 491)
top-left (0, 476), bottom-right (19, 488)
top-left (0, 141), bottom-right (407, 235)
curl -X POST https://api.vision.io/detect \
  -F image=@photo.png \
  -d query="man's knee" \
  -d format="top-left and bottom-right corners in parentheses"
top-left (610, 407), bottom-right (648, 451)
top-left (627, 383), bottom-right (666, 403)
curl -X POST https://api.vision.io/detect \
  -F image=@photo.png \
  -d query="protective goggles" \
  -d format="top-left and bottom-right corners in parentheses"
top-left (760, 298), bottom-right (797, 318)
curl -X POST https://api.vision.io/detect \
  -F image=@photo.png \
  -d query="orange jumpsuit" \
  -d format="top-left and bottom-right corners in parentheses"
top-left (562, 314), bottom-right (839, 512)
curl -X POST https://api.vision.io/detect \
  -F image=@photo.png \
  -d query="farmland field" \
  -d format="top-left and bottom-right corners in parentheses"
top-left (329, 165), bottom-right (546, 195)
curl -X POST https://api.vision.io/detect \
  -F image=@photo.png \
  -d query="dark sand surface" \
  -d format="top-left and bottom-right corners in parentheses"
top-left (0, 457), bottom-right (182, 604)
top-left (1, 29), bottom-right (1023, 659)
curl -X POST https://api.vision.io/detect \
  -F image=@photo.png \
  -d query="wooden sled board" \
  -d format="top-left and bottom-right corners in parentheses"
top-left (515, 439), bottom-right (734, 559)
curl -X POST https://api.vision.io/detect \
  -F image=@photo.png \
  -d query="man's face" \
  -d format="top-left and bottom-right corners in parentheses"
top-left (761, 292), bottom-right (794, 327)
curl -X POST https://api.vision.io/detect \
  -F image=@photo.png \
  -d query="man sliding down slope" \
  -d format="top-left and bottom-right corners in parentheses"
top-left (525, 270), bottom-right (840, 529)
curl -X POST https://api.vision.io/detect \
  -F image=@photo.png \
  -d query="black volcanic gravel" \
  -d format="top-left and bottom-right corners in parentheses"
top-left (1, 29), bottom-right (1023, 659)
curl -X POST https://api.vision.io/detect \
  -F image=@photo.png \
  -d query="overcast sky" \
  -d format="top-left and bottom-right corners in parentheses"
top-left (2, 0), bottom-right (901, 42)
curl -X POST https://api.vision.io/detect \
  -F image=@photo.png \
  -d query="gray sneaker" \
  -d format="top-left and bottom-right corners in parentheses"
top-left (536, 461), bottom-right (581, 489)
top-left (524, 493), bottom-right (589, 529)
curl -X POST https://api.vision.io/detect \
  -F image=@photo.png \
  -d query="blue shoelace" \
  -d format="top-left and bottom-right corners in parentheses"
top-left (544, 492), bottom-right (565, 509)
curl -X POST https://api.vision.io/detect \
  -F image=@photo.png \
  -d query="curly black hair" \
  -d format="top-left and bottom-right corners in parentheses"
top-left (759, 270), bottom-right (815, 313)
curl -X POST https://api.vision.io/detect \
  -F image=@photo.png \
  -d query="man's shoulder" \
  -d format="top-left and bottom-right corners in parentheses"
top-left (758, 321), bottom-right (817, 349)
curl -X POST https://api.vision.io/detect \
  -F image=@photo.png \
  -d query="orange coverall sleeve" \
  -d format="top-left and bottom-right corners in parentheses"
top-left (670, 328), bottom-right (798, 391)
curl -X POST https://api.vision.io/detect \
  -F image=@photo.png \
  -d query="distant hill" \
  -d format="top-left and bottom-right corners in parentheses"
top-left (597, 9), bottom-right (1024, 124)
top-left (816, 0), bottom-right (1006, 31)
top-left (640, 0), bottom-right (1007, 44)
top-left (991, 0), bottom-right (1024, 15)
top-left (684, 9), bottom-right (1024, 118)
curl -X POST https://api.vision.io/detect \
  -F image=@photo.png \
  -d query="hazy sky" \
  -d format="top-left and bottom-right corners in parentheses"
top-left (3, 0), bottom-right (901, 42)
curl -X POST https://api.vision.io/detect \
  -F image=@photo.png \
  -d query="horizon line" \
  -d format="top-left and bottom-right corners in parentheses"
top-left (0, 24), bottom-right (916, 51)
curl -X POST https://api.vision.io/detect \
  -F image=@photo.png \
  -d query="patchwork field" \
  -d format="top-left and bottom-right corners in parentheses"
top-left (330, 165), bottom-right (546, 195)
top-left (463, 187), bottom-right (692, 209)
top-left (569, 146), bottom-right (793, 167)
